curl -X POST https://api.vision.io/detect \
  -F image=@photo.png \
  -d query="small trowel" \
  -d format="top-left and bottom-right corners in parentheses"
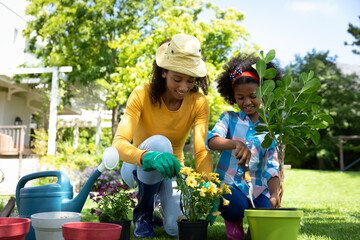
top-left (241, 162), bottom-right (255, 208)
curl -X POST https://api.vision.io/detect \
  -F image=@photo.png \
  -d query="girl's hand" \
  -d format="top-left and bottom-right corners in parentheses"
top-left (235, 141), bottom-right (251, 166)
top-left (269, 194), bottom-right (281, 208)
top-left (268, 176), bottom-right (281, 208)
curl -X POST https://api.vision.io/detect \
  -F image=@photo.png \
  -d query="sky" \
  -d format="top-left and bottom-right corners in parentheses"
top-left (1, 0), bottom-right (359, 69)
top-left (207, 0), bottom-right (360, 68)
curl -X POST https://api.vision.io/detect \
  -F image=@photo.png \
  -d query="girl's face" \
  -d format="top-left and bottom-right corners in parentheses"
top-left (233, 82), bottom-right (260, 118)
top-left (162, 70), bottom-right (195, 100)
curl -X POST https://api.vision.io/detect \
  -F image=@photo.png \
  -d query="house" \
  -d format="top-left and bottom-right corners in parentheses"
top-left (0, 1), bottom-right (110, 194)
top-left (0, 0), bottom-right (41, 194)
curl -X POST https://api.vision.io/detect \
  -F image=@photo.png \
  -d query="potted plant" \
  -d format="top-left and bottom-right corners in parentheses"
top-left (244, 50), bottom-right (333, 240)
top-left (174, 166), bottom-right (231, 240)
top-left (90, 180), bottom-right (137, 240)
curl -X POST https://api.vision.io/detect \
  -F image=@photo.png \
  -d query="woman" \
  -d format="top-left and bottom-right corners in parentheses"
top-left (112, 34), bottom-right (213, 238)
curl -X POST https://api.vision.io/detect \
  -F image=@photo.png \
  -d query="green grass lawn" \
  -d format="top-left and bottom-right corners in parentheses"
top-left (80, 169), bottom-right (360, 240)
top-left (2, 169), bottom-right (359, 239)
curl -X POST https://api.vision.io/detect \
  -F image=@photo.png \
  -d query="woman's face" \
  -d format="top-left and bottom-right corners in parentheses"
top-left (162, 70), bottom-right (195, 100)
top-left (233, 82), bottom-right (260, 118)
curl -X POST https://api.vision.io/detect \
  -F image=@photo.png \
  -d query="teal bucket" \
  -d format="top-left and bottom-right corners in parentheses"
top-left (245, 208), bottom-right (303, 240)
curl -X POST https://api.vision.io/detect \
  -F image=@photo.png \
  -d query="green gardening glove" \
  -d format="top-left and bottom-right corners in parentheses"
top-left (142, 151), bottom-right (182, 180)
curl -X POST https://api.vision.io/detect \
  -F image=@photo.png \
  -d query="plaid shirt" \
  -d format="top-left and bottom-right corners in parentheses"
top-left (206, 110), bottom-right (279, 199)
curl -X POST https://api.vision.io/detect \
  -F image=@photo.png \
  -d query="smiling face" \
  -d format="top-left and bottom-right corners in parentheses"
top-left (162, 70), bottom-right (195, 100)
top-left (233, 82), bottom-right (260, 122)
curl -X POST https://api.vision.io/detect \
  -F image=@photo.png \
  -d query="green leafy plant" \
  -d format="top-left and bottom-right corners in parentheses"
top-left (30, 128), bottom-right (48, 156)
top-left (90, 180), bottom-right (137, 221)
top-left (254, 50), bottom-right (334, 200)
top-left (174, 166), bottom-right (231, 222)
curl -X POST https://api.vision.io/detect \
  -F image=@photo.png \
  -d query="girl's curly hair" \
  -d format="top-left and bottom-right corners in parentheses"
top-left (216, 53), bottom-right (282, 105)
top-left (150, 39), bottom-right (210, 107)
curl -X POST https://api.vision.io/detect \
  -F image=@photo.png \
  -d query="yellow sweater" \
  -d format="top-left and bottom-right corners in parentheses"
top-left (113, 84), bottom-right (213, 174)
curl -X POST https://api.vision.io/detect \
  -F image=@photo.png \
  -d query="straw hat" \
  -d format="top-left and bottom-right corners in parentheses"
top-left (156, 34), bottom-right (207, 78)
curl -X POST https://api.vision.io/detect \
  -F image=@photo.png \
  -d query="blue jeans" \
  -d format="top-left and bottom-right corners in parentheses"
top-left (220, 185), bottom-right (270, 222)
top-left (120, 135), bottom-right (181, 237)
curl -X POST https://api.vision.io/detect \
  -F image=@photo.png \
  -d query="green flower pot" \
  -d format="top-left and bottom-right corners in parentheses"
top-left (244, 208), bottom-right (303, 240)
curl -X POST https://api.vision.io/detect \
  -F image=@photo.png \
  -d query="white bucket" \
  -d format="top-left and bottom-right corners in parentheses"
top-left (31, 211), bottom-right (81, 240)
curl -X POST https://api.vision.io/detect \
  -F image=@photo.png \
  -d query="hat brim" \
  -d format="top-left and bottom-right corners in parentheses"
top-left (156, 43), bottom-right (207, 78)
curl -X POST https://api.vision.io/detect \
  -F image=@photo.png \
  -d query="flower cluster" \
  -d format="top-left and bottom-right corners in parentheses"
top-left (90, 180), bottom-right (137, 221)
top-left (76, 167), bottom-right (122, 192)
top-left (174, 166), bottom-right (231, 222)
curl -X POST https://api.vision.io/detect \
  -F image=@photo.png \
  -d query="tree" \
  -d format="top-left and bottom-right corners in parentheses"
top-left (284, 50), bottom-right (360, 169)
top-left (24, 0), bottom-right (254, 139)
top-left (23, 0), bottom-right (157, 137)
top-left (345, 16), bottom-right (360, 55)
top-left (96, 0), bottom-right (254, 129)
top-left (254, 50), bottom-right (333, 204)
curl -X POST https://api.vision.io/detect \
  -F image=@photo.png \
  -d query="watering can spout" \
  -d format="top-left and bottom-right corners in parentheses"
top-left (62, 147), bottom-right (119, 213)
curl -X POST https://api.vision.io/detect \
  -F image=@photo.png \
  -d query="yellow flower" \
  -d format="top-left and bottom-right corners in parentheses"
top-left (223, 199), bottom-right (230, 206)
top-left (208, 172), bottom-right (221, 184)
top-left (186, 175), bottom-right (198, 188)
top-left (212, 211), bottom-right (221, 216)
top-left (208, 182), bottom-right (218, 196)
top-left (180, 167), bottom-right (193, 175)
top-left (198, 186), bottom-right (207, 197)
top-left (221, 183), bottom-right (232, 194)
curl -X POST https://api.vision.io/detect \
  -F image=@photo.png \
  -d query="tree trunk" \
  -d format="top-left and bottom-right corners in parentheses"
top-left (277, 145), bottom-right (286, 206)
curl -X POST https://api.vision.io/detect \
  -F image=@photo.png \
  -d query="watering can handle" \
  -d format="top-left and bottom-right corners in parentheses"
top-left (15, 171), bottom-right (68, 211)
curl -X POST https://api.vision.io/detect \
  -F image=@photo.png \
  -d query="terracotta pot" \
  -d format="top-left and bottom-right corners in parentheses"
top-left (177, 219), bottom-right (208, 240)
top-left (101, 220), bottom-right (131, 240)
top-left (62, 222), bottom-right (122, 240)
top-left (0, 217), bottom-right (31, 240)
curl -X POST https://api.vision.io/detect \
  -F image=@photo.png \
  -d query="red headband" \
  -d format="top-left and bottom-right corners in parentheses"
top-left (230, 67), bottom-right (259, 87)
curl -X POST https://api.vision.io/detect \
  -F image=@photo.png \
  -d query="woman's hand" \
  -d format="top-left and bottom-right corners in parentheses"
top-left (142, 151), bottom-right (182, 180)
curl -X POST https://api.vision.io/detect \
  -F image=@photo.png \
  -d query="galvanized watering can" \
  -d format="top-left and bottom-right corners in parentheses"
top-left (15, 147), bottom-right (119, 240)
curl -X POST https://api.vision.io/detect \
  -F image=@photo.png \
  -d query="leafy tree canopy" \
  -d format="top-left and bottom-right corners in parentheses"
top-left (24, 0), bottom-right (256, 130)
top-left (345, 16), bottom-right (360, 55)
top-left (284, 49), bottom-right (360, 169)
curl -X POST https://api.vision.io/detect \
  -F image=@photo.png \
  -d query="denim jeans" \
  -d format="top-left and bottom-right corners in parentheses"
top-left (120, 135), bottom-right (182, 237)
top-left (220, 185), bottom-right (271, 222)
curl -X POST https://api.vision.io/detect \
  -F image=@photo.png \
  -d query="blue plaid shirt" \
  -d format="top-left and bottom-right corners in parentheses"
top-left (206, 110), bottom-right (279, 199)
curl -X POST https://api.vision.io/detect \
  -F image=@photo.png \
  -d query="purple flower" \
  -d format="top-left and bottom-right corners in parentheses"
top-left (95, 209), bottom-right (102, 216)
top-left (89, 192), bottom-right (94, 199)
top-left (129, 192), bottom-right (137, 198)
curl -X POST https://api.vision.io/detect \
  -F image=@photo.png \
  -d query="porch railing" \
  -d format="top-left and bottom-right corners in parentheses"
top-left (0, 125), bottom-right (26, 156)
top-left (0, 125), bottom-right (27, 179)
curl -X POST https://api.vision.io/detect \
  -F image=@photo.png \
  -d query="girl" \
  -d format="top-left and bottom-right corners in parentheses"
top-left (113, 34), bottom-right (213, 238)
top-left (206, 54), bottom-right (281, 240)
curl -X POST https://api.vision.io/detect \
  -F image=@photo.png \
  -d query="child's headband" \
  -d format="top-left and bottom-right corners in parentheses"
top-left (229, 66), bottom-right (259, 87)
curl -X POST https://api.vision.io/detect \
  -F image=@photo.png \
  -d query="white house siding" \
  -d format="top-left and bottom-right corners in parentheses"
top-left (0, 0), bottom-right (29, 70)
top-left (0, 157), bottom-right (39, 195)
top-left (0, 91), bottom-right (35, 147)
top-left (0, 92), bottom-right (5, 124)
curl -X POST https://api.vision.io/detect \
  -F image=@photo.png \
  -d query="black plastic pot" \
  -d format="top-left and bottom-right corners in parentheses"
top-left (101, 219), bottom-right (131, 240)
top-left (177, 219), bottom-right (208, 240)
